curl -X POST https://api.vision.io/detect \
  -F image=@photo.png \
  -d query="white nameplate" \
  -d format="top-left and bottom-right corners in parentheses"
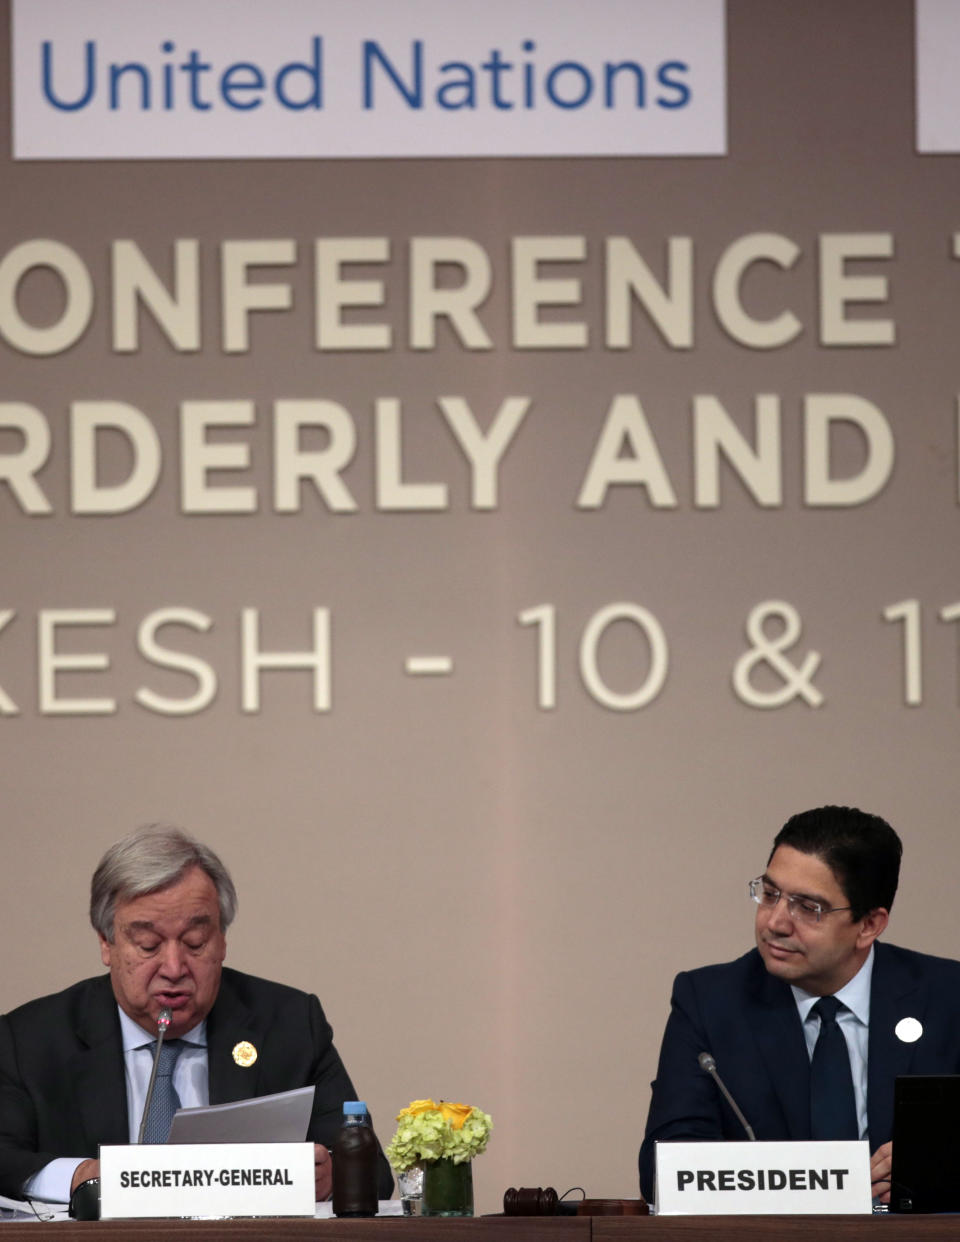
top-left (656, 1140), bottom-right (872, 1215)
top-left (99, 1142), bottom-right (315, 1219)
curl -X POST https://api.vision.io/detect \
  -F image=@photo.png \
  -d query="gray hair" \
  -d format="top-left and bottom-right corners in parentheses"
top-left (90, 824), bottom-right (238, 941)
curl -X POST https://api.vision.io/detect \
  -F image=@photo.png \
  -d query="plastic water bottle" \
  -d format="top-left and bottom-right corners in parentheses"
top-left (332, 1101), bottom-right (379, 1217)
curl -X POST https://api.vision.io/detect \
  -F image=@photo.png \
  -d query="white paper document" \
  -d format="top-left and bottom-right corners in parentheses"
top-left (0, 1193), bottom-right (69, 1220)
top-left (167, 1085), bottom-right (315, 1144)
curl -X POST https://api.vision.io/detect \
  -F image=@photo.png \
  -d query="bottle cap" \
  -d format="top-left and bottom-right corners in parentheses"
top-left (343, 1101), bottom-right (368, 1115)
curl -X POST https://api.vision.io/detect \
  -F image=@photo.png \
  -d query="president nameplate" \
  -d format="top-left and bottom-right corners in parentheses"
top-left (99, 1141), bottom-right (315, 1218)
top-left (656, 1140), bottom-right (872, 1215)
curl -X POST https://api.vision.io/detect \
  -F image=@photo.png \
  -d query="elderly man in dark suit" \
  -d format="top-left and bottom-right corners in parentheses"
top-left (0, 825), bottom-right (393, 1205)
top-left (639, 806), bottom-right (960, 1205)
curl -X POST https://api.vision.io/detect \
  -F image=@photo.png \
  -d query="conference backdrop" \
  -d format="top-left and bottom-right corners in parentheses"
top-left (2, 0), bottom-right (959, 1209)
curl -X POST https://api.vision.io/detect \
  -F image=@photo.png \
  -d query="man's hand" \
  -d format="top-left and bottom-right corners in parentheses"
top-left (314, 1144), bottom-right (333, 1202)
top-left (71, 1159), bottom-right (100, 1193)
top-left (870, 1140), bottom-right (892, 1204)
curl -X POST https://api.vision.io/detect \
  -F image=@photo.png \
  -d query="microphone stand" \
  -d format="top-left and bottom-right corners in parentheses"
top-left (137, 1007), bottom-right (174, 1144)
top-left (698, 1051), bottom-right (757, 1141)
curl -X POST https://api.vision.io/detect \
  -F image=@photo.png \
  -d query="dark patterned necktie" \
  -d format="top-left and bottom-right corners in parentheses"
top-left (809, 996), bottom-right (858, 1140)
top-left (142, 1039), bottom-right (184, 1143)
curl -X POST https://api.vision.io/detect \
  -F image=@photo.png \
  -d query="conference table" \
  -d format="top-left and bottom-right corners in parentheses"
top-left (3, 1214), bottom-right (960, 1242)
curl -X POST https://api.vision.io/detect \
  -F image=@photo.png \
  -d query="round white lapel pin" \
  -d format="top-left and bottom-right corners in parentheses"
top-left (894, 1017), bottom-right (923, 1043)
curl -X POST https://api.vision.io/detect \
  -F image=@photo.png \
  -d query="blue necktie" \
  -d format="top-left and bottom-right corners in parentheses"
top-left (142, 1039), bottom-right (184, 1144)
top-left (809, 996), bottom-right (858, 1140)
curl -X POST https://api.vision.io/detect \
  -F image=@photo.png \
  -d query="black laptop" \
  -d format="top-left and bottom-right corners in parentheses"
top-left (889, 1075), bottom-right (960, 1213)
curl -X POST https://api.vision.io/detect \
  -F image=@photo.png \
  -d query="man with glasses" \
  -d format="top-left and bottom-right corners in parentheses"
top-left (638, 805), bottom-right (960, 1204)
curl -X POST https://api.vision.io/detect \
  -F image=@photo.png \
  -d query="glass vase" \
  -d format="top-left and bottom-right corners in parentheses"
top-left (422, 1157), bottom-right (474, 1217)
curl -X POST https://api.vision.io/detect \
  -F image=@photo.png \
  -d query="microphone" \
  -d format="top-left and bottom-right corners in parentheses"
top-left (698, 1051), bottom-right (756, 1141)
top-left (137, 1007), bottom-right (174, 1144)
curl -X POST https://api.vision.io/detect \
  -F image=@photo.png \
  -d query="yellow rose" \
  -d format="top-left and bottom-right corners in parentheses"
top-left (397, 1099), bottom-right (438, 1119)
top-left (438, 1101), bottom-right (474, 1130)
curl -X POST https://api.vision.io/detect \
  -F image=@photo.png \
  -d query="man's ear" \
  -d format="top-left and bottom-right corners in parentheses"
top-left (99, 934), bottom-right (112, 967)
top-left (857, 906), bottom-right (889, 949)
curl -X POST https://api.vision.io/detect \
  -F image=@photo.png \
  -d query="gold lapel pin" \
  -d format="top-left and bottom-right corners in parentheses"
top-left (232, 1040), bottom-right (258, 1067)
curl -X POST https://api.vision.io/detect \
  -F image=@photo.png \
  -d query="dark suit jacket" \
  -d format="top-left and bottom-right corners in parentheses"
top-left (638, 942), bottom-right (960, 1201)
top-left (0, 967), bottom-right (393, 1199)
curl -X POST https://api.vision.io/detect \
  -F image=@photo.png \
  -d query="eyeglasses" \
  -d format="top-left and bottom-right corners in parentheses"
top-left (748, 877), bottom-right (852, 925)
